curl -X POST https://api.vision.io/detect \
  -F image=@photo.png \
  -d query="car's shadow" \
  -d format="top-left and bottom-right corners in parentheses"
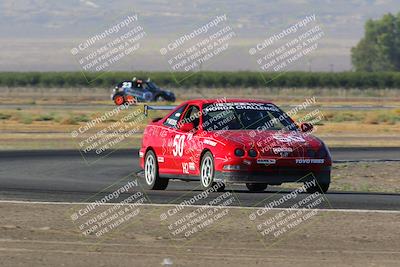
top-left (162, 183), bottom-right (400, 196)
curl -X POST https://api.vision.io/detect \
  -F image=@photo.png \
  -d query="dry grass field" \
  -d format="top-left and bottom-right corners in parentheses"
top-left (0, 87), bottom-right (399, 149)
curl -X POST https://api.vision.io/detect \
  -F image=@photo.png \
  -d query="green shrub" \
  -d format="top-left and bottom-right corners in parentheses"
top-left (35, 114), bottom-right (55, 121)
top-left (73, 114), bottom-right (90, 122)
top-left (18, 114), bottom-right (33, 124)
top-left (0, 113), bottom-right (11, 120)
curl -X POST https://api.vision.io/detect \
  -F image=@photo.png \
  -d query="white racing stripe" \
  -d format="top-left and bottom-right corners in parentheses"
top-left (0, 200), bottom-right (399, 214)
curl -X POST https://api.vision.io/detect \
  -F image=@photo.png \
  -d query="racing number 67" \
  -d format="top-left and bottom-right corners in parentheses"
top-left (173, 134), bottom-right (185, 157)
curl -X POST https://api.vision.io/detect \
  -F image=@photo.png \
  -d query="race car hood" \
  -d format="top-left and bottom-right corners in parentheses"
top-left (210, 129), bottom-right (324, 156)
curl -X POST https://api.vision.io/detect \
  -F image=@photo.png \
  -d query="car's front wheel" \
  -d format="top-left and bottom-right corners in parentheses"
top-left (125, 95), bottom-right (136, 104)
top-left (144, 150), bottom-right (168, 190)
top-left (246, 183), bottom-right (268, 192)
top-left (200, 152), bottom-right (214, 189)
top-left (200, 152), bottom-right (225, 191)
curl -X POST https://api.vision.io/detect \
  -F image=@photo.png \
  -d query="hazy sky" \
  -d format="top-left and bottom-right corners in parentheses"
top-left (0, 0), bottom-right (399, 72)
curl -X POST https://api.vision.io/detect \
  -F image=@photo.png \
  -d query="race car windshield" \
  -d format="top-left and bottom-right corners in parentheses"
top-left (202, 102), bottom-right (297, 131)
top-left (146, 82), bottom-right (160, 91)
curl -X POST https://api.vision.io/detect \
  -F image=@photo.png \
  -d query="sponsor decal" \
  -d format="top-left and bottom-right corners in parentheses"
top-left (272, 147), bottom-right (293, 157)
top-left (273, 134), bottom-right (306, 143)
top-left (189, 162), bottom-right (195, 170)
top-left (205, 102), bottom-right (279, 112)
top-left (203, 139), bottom-right (217, 146)
top-left (257, 158), bottom-right (276, 165)
top-left (243, 159), bottom-right (251, 165)
top-left (182, 162), bottom-right (189, 174)
top-left (280, 151), bottom-right (290, 157)
top-left (166, 118), bottom-right (177, 126)
top-left (157, 156), bottom-right (165, 163)
top-left (296, 158), bottom-right (324, 164)
top-left (272, 147), bottom-right (293, 154)
top-left (139, 151), bottom-right (144, 158)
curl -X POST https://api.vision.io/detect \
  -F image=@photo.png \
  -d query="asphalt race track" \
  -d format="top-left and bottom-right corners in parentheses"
top-left (0, 147), bottom-right (399, 210)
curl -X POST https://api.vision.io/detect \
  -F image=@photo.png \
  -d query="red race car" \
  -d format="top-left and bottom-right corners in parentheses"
top-left (139, 99), bottom-right (331, 193)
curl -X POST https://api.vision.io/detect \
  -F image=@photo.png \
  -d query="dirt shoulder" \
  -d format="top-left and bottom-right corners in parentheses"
top-left (331, 162), bottom-right (400, 193)
top-left (0, 202), bottom-right (399, 267)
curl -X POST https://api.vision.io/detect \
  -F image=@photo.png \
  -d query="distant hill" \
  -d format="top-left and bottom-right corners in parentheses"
top-left (0, 0), bottom-right (399, 71)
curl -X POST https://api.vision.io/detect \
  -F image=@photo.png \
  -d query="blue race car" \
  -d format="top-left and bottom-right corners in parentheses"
top-left (111, 78), bottom-right (176, 105)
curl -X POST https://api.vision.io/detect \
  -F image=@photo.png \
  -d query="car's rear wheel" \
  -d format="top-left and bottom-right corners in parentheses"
top-left (144, 150), bottom-right (168, 190)
top-left (305, 182), bottom-right (329, 193)
top-left (113, 95), bottom-right (125, 105)
top-left (246, 183), bottom-right (268, 192)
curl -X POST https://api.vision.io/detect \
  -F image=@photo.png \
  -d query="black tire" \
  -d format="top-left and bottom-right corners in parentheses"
top-left (155, 95), bottom-right (165, 102)
top-left (305, 182), bottom-right (329, 193)
top-left (143, 150), bottom-right (168, 190)
top-left (246, 183), bottom-right (268, 192)
top-left (168, 95), bottom-right (176, 102)
top-left (200, 152), bottom-right (216, 190)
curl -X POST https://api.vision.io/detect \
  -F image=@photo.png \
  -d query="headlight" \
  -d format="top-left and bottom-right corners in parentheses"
top-left (248, 149), bottom-right (258, 157)
top-left (234, 148), bottom-right (245, 157)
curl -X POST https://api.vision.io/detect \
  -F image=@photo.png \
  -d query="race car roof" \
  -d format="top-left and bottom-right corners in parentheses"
top-left (143, 99), bottom-right (276, 116)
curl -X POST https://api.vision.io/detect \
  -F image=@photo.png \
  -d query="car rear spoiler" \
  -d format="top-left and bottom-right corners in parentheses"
top-left (143, 104), bottom-right (177, 116)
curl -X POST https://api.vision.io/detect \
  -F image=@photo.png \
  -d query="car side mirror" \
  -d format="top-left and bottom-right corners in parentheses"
top-left (300, 122), bottom-right (314, 133)
top-left (180, 122), bottom-right (195, 132)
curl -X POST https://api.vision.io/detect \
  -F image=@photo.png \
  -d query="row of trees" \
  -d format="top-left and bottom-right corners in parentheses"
top-left (1, 71), bottom-right (400, 88)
